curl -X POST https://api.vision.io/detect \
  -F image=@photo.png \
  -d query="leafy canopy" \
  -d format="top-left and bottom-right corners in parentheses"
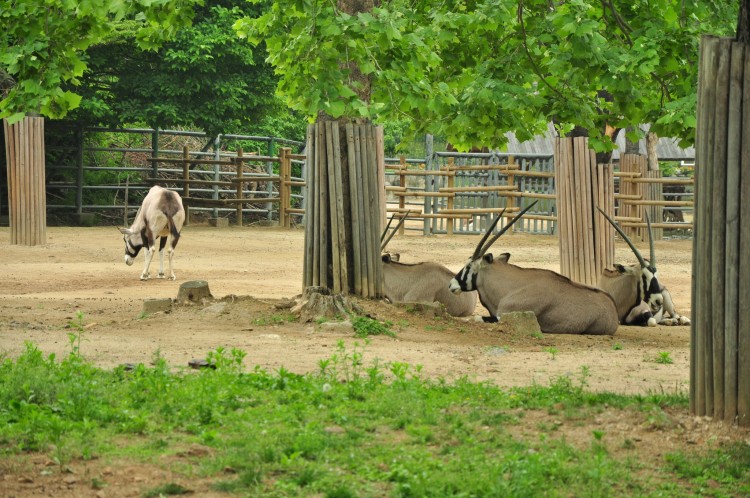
top-left (67, 1), bottom-right (280, 137)
top-left (0, 0), bottom-right (204, 124)
top-left (235, 0), bottom-right (737, 151)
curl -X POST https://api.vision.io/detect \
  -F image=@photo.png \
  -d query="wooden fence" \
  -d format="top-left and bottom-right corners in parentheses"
top-left (147, 145), bottom-right (304, 228)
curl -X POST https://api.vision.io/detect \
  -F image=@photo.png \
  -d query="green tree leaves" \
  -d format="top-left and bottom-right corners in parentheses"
top-left (234, 0), bottom-right (737, 151)
top-left (0, 0), bottom-right (203, 123)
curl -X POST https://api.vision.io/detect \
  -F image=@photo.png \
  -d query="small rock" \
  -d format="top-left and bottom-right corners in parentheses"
top-left (499, 311), bottom-right (542, 336)
top-left (142, 298), bottom-right (172, 314)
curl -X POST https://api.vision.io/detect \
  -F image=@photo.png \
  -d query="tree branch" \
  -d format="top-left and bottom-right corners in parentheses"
top-left (517, 0), bottom-right (565, 100)
top-left (601, 0), bottom-right (632, 46)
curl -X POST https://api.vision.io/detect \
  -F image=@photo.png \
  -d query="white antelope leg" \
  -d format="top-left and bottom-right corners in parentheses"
top-left (140, 246), bottom-right (157, 280)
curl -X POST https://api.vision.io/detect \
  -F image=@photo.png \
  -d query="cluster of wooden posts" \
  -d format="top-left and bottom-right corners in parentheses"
top-left (3, 117), bottom-right (47, 245)
top-left (301, 121), bottom-right (386, 298)
top-left (146, 145), bottom-right (304, 228)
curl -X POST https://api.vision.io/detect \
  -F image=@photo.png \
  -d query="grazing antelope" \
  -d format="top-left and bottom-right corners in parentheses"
top-left (380, 214), bottom-right (478, 317)
top-left (596, 208), bottom-right (689, 326)
top-left (119, 185), bottom-right (185, 281)
top-left (448, 202), bottom-right (619, 335)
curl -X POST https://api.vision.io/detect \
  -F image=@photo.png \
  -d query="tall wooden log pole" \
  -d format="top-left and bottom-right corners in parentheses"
top-left (302, 121), bottom-right (384, 298)
top-left (3, 116), bottom-right (46, 246)
top-left (692, 35), bottom-right (750, 425)
top-left (554, 137), bottom-right (614, 287)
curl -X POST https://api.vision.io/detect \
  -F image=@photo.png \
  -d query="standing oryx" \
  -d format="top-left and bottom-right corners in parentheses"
top-left (119, 185), bottom-right (185, 281)
top-left (449, 202), bottom-right (619, 335)
top-left (596, 208), bottom-right (689, 326)
top-left (380, 214), bottom-right (478, 317)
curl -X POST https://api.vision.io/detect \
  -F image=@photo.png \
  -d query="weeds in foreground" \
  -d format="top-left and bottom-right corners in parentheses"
top-left (351, 315), bottom-right (395, 338)
top-left (655, 351), bottom-right (674, 364)
top-left (0, 322), bottom-right (746, 497)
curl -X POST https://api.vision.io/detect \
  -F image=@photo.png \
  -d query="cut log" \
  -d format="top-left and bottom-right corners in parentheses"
top-left (177, 280), bottom-right (213, 305)
top-left (292, 286), bottom-right (362, 323)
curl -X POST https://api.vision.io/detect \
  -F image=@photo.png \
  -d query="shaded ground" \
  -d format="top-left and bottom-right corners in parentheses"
top-left (1, 224), bottom-right (748, 497)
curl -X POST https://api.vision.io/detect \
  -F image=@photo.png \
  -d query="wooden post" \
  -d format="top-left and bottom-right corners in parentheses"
top-left (692, 36), bottom-right (750, 425)
top-left (3, 116), bottom-right (46, 246)
top-left (398, 155), bottom-right (406, 235)
top-left (182, 146), bottom-right (190, 226)
top-left (446, 157), bottom-right (455, 235)
top-left (235, 148), bottom-right (244, 227)
top-left (506, 156), bottom-right (516, 233)
top-left (279, 147), bottom-right (291, 228)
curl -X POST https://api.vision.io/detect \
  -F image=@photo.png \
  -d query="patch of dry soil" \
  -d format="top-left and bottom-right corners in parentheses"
top-left (1, 225), bottom-right (748, 497)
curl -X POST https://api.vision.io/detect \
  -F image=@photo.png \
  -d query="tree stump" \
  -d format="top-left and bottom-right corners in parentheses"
top-left (291, 286), bottom-right (362, 323)
top-left (177, 280), bottom-right (213, 305)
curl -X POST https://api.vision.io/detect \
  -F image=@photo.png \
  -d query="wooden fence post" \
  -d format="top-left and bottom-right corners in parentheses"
top-left (692, 35), bottom-right (750, 425)
top-left (235, 148), bottom-right (244, 227)
top-left (3, 116), bottom-right (46, 246)
top-left (182, 146), bottom-right (190, 226)
top-left (446, 157), bottom-right (455, 235)
top-left (279, 147), bottom-right (291, 228)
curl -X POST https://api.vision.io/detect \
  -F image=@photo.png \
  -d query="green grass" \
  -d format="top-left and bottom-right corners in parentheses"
top-left (0, 336), bottom-right (747, 497)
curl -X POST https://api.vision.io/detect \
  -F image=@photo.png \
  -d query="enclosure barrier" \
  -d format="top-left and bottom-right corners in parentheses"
top-left (146, 145), bottom-right (303, 227)
top-left (615, 154), bottom-right (694, 242)
top-left (382, 155), bottom-right (557, 237)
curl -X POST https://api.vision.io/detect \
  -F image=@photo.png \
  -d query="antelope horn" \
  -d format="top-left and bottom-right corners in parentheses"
top-left (479, 201), bottom-right (539, 257)
top-left (381, 213), bottom-right (408, 252)
top-left (380, 213), bottom-right (398, 243)
top-left (645, 211), bottom-right (656, 269)
top-left (471, 209), bottom-right (506, 260)
top-left (596, 206), bottom-right (648, 269)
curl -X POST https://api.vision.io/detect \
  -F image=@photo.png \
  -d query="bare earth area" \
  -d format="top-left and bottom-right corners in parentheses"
top-left (1, 224), bottom-right (748, 497)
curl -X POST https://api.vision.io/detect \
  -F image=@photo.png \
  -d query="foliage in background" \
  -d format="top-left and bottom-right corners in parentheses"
top-left (66, 1), bottom-right (279, 139)
top-left (235, 0), bottom-right (737, 152)
top-left (1, 338), bottom-right (748, 496)
top-left (0, 0), bottom-right (203, 123)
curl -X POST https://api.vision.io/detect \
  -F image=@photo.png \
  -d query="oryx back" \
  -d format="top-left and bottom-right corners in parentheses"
top-left (474, 254), bottom-right (619, 335)
top-left (383, 259), bottom-right (477, 317)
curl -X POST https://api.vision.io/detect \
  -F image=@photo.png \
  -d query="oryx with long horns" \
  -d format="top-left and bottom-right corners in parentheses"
top-left (597, 208), bottom-right (689, 326)
top-left (380, 214), bottom-right (478, 317)
top-left (449, 202), bottom-right (619, 334)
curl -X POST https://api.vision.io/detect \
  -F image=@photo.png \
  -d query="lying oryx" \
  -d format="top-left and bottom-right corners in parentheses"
top-left (119, 185), bottom-right (185, 281)
top-left (596, 208), bottom-right (689, 326)
top-left (380, 214), bottom-right (478, 317)
top-left (449, 203), bottom-right (619, 335)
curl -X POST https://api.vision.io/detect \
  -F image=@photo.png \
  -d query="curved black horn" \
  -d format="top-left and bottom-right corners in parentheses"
top-left (596, 206), bottom-right (648, 268)
top-left (471, 209), bottom-right (506, 260)
top-left (645, 211), bottom-right (656, 268)
top-left (381, 213), bottom-right (408, 252)
top-left (479, 201), bottom-right (539, 257)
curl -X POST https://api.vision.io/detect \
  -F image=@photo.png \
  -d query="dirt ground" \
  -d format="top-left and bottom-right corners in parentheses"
top-left (1, 224), bottom-right (749, 497)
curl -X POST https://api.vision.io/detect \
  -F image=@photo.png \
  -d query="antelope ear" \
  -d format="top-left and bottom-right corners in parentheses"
top-left (483, 253), bottom-right (494, 264)
top-left (390, 253), bottom-right (400, 262)
top-left (382, 254), bottom-right (392, 263)
top-left (498, 252), bottom-right (511, 263)
top-left (118, 227), bottom-right (130, 235)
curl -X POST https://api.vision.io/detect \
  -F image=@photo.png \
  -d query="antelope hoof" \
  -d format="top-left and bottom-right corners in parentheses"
top-left (169, 274), bottom-right (176, 281)
top-left (646, 317), bottom-right (657, 327)
top-left (678, 316), bottom-right (691, 326)
top-left (140, 275), bottom-right (150, 281)
top-left (157, 273), bottom-right (165, 279)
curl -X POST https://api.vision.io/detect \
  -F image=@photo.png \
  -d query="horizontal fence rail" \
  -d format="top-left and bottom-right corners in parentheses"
top-left (1, 126), bottom-right (694, 239)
